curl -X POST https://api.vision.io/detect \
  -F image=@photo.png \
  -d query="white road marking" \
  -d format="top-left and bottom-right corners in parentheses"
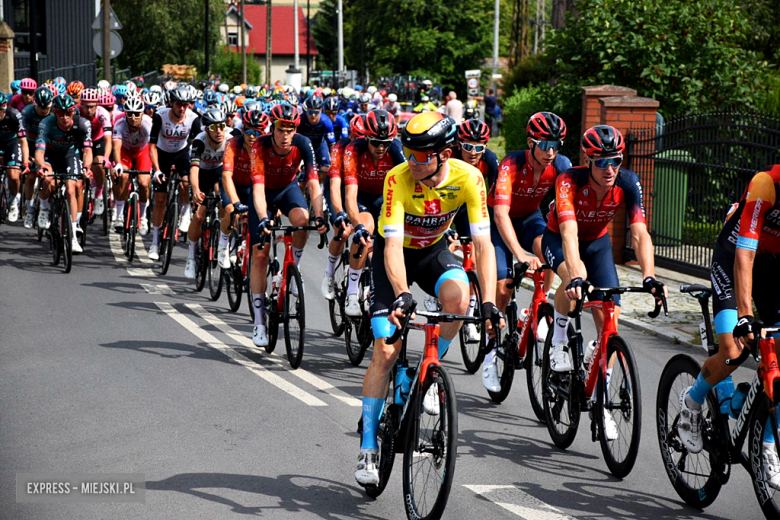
top-left (134, 236), bottom-right (154, 264)
top-left (155, 302), bottom-right (327, 407)
top-left (464, 485), bottom-right (577, 520)
top-left (140, 283), bottom-right (174, 295)
top-left (109, 232), bottom-right (155, 276)
top-left (186, 303), bottom-right (362, 407)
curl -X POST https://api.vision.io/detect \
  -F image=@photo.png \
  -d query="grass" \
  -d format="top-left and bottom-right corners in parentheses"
top-left (488, 135), bottom-right (506, 161)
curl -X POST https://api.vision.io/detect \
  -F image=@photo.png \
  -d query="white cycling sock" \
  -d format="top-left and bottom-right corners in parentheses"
top-left (188, 240), bottom-right (197, 259)
top-left (325, 253), bottom-right (339, 277)
top-left (219, 231), bottom-right (230, 247)
top-left (40, 197), bottom-right (50, 210)
top-left (347, 268), bottom-right (362, 296)
top-left (253, 293), bottom-right (265, 326)
top-left (12, 192), bottom-right (20, 204)
top-left (292, 246), bottom-right (304, 266)
top-left (76, 211), bottom-right (82, 223)
top-left (115, 200), bottom-right (125, 216)
top-left (467, 294), bottom-right (477, 317)
top-left (552, 309), bottom-right (570, 344)
top-left (71, 220), bottom-right (78, 237)
top-left (152, 225), bottom-right (161, 245)
top-left (484, 347), bottom-right (497, 366)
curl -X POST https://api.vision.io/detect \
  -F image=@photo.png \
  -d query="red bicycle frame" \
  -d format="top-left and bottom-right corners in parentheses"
top-left (407, 321), bottom-right (443, 386)
top-left (516, 268), bottom-right (549, 359)
top-left (271, 233), bottom-right (297, 312)
top-left (581, 299), bottom-right (620, 399)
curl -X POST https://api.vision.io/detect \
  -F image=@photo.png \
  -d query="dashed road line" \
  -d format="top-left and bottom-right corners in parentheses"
top-left (464, 485), bottom-right (577, 520)
top-left (140, 283), bottom-right (175, 295)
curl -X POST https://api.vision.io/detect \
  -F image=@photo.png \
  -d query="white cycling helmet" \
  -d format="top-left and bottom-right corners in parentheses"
top-left (218, 83), bottom-right (229, 93)
top-left (97, 79), bottom-right (111, 90)
top-left (388, 93), bottom-right (398, 102)
top-left (164, 80), bottom-right (177, 91)
top-left (367, 86), bottom-right (377, 95)
top-left (149, 85), bottom-right (163, 94)
top-left (123, 96), bottom-right (145, 113)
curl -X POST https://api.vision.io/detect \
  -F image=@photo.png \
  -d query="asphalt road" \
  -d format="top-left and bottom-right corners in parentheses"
top-left (0, 223), bottom-right (762, 520)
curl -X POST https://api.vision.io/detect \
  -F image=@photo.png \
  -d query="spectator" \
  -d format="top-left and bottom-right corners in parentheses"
top-left (484, 88), bottom-right (498, 135)
top-left (445, 91), bottom-right (464, 124)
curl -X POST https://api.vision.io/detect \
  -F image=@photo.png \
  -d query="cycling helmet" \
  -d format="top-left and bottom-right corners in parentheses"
top-left (202, 107), bottom-right (226, 127)
top-left (527, 112), bottom-right (567, 141)
top-left (358, 93), bottom-right (371, 104)
top-left (142, 91), bottom-right (161, 107)
top-left (401, 112), bottom-right (457, 152)
top-left (581, 125), bottom-right (625, 158)
top-left (221, 99), bottom-right (237, 116)
top-left (124, 80), bottom-right (137, 92)
top-left (242, 99), bottom-right (260, 114)
top-left (133, 76), bottom-right (145, 88)
top-left (218, 83), bottom-right (229, 93)
top-left (53, 76), bottom-right (66, 86)
top-left (123, 96), bottom-right (145, 113)
top-left (97, 79), bottom-right (111, 90)
top-left (242, 109), bottom-right (270, 130)
top-left (52, 94), bottom-right (76, 111)
top-left (66, 81), bottom-right (84, 97)
top-left (324, 97), bottom-right (340, 113)
top-left (354, 85), bottom-right (363, 91)
top-left (457, 119), bottom-right (490, 144)
top-left (204, 90), bottom-right (218, 105)
top-left (367, 86), bottom-right (377, 95)
top-left (245, 85), bottom-right (258, 99)
top-left (187, 84), bottom-right (199, 99)
top-left (20, 78), bottom-right (37, 91)
top-left (149, 85), bottom-right (163, 94)
top-left (164, 80), bottom-right (178, 91)
top-left (349, 114), bottom-right (367, 139)
top-left (10, 80), bottom-right (21, 95)
top-left (365, 110), bottom-right (397, 140)
top-left (80, 87), bottom-right (100, 103)
top-left (235, 96), bottom-right (246, 108)
top-left (99, 91), bottom-right (116, 107)
top-left (34, 86), bottom-right (54, 107)
top-left (169, 86), bottom-right (193, 104)
top-left (303, 95), bottom-right (324, 111)
top-left (0, 92), bottom-right (8, 106)
top-left (269, 102), bottom-right (300, 127)
top-left (112, 84), bottom-right (128, 99)
top-left (388, 93), bottom-right (398, 103)
top-left (287, 95), bottom-right (300, 107)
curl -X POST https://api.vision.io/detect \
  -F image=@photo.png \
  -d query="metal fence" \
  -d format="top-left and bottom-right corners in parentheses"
top-left (625, 109), bottom-right (780, 278)
top-left (14, 63), bottom-right (97, 87)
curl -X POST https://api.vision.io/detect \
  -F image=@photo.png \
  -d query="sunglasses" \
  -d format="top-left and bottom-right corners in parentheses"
top-left (244, 128), bottom-right (263, 137)
top-left (54, 108), bottom-right (75, 116)
top-left (531, 138), bottom-right (562, 152)
top-left (460, 142), bottom-right (486, 154)
top-left (208, 122), bottom-right (226, 131)
top-left (22, 90), bottom-right (35, 95)
top-left (274, 121), bottom-right (296, 131)
top-left (126, 112), bottom-right (142, 118)
top-left (403, 147), bottom-right (436, 165)
top-left (591, 155), bottom-right (623, 169)
top-left (0, 105), bottom-right (7, 111)
top-left (306, 109), bottom-right (321, 116)
top-left (369, 139), bottom-right (392, 148)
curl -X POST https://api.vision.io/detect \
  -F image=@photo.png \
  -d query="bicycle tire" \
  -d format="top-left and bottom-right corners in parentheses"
top-left (596, 335), bottom-right (642, 478)
top-left (160, 204), bottom-right (176, 275)
top-left (78, 178), bottom-right (90, 248)
top-left (526, 302), bottom-right (552, 423)
top-left (328, 257), bottom-right (347, 337)
top-left (655, 353), bottom-right (724, 509)
top-left (284, 264), bottom-right (306, 369)
top-left (225, 231), bottom-right (242, 311)
top-left (195, 228), bottom-right (208, 292)
top-left (102, 180), bottom-right (110, 236)
top-left (51, 207), bottom-right (61, 266)
top-left (488, 301), bottom-right (517, 404)
top-left (265, 293), bottom-right (279, 354)
top-left (364, 387), bottom-right (398, 498)
top-left (542, 326), bottom-right (579, 449)
top-left (402, 364), bottom-right (458, 520)
top-left (126, 199), bottom-right (137, 262)
top-left (0, 185), bottom-right (7, 225)
top-left (247, 253), bottom-right (256, 322)
top-left (344, 318), bottom-right (364, 366)
top-left (748, 396), bottom-right (780, 519)
top-left (208, 219), bottom-right (224, 301)
top-left (61, 199), bottom-right (72, 274)
top-left (459, 271), bottom-right (485, 374)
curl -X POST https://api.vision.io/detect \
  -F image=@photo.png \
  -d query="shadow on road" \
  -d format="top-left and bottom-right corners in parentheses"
top-left (99, 340), bottom-right (236, 364)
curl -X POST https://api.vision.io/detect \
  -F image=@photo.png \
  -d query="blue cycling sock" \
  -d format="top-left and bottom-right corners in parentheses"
top-left (438, 337), bottom-right (453, 359)
top-left (764, 407), bottom-right (780, 443)
top-left (688, 373), bottom-right (714, 405)
top-left (360, 397), bottom-right (385, 451)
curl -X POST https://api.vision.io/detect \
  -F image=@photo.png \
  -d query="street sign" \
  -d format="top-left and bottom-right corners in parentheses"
top-left (92, 7), bottom-right (124, 30)
top-left (467, 78), bottom-right (479, 89)
top-left (93, 31), bottom-right (123, 59)
top-left (465, 69), bottom-right (481, 79)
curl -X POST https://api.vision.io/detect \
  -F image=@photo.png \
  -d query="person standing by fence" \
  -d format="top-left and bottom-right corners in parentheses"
top-left (483, 88), bottom-right (498, 136)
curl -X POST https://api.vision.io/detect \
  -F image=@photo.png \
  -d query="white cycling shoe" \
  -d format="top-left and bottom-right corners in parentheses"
top-left (677, 387), bottom-right (703, 454)
top-left (23, 211), bottom-right (34, 229)
top-left (38, 211), bottom-right (51, 230)
top-left (148, 244), bottom-right (160, 261)
top-left (8, 201), bottom-right (19, 222)
top-left (355, 450), bottom-right (380, 486)
top-left (482, 363), bottom-right (501, 392)
top-left (71, 236), bottom-right (83, 254)
top-left (762, 442), bottom-right (780, 490)
top-left (549, 342), bottom-right (572, 372)
top-left (345, 294), bottom-right (361, 317)
top-left (464, 323), bottom-right (480, 342)
top-left (218, 246), bottom-right (231, 269)
top-left (139, 216), bottom-right (149, 236)
top-left (95, 196), bottom-right (104, 216)
top-left (178, 209), bottom-right (191, 233)
top-left (321, 275), bottom-right (336, 300)
top-left (423, 384), bottom-right (440, 416)
top-left (184, 258), bottom-right (197, 279)
top-left (253, 325), bottom-right (269, 347)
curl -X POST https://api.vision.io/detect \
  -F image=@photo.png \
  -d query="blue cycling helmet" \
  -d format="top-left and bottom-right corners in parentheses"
top-left (53, 76), bottom-right (66, 86)
top-left (10, 80), bottom-right (21, 95)
top-left (354, 85), bottom-right (363, 91)
top-left (112, 84), bottom-right (128, 98)
top-left (204, 90), bottom-right (218, 105)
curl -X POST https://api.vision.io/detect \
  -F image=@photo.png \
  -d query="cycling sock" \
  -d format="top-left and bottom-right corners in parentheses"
top-left (467, 294), bottom-right (477, 317)
top-left (40, 197), bottom-right (50, 210)
top-left (219, 231), bottom-right (230, 247)
top-left (71, 220), bottom-right (78, 237)
top-left (188, 241), bottom-right (197, 259)
top-left (438, 337), bottom-right (453, 359)
top-left (347, 268), bottom-right (362, 295)
top-left (12, 192), bottom-right (20, 204)
top-left (552, 310), bottom-right (570, 344)
top-left (292, 246), bottom-right (304, 266)
top-left (764, 407), bottom-right (780, 443)
top-left (687, 372), bottom-right (714, 408)
top-left (95, 184), bottom-right (104, 198)
top-left (360, 397), bottom-right (385, 451)
top-left (253, 293), bottom-right (265, 326)
top-left (152, 225), bottom-right (161, 245)
top-left (76, 212), bottom-right (82, 224)
top-left (115, 200), bottom-right (125, 216)
top-left (139, 201), bottom-right (148, 216)
top-left (325, 253), bottom-right (339, 277)
top-left (484, 347), bottom-right (497, 366)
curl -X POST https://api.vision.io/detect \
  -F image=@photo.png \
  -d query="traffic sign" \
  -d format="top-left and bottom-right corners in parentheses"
top-left (467, 78), bottom-right (479, 89)
top-left (92, 7), bottom-right (123, 30)
top-left (93, 31), bottom-right (123, 59)
top-left (465, 69), bottom-right (481, 79)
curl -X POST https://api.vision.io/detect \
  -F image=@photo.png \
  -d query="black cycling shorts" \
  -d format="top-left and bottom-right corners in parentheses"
top-left (44, 150), bottom-right (83, 180)
top-left (154, 148), bottom-right (190, 193)
top-left (194, 167), bottom-right (222, 196)
top-left (0, 138), bottom-right (23, 167)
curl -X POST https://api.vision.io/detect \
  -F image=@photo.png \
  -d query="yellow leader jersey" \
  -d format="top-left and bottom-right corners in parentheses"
top-left (379, 158), bottom-right (491, 249)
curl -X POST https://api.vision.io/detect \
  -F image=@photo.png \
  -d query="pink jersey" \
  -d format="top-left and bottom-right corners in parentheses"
top-left (112, 115), bottom-right (153, 154)
top-left (77, 105), bottom-right (113, 142)
top-left (9, 94), bottom-right (29, 113)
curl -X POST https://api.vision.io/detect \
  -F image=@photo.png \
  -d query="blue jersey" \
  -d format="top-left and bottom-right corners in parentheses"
top-left (331, 114), bottom-right (350, 140)
top-left (298, 114), bottom-right (335, 150)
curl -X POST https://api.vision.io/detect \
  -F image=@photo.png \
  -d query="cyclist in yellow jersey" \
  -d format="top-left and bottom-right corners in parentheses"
top-left (355, 112), bottom-right (504, 486)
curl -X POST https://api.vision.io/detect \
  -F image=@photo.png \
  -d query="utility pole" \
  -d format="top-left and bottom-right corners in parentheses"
top-left (337, 0), bottom-right (343, 86)
top-left (490, 0), bottom-right (499, 90)
top-left (205, 0), bottom-right (210, 78)
top-left (240, 0), bottom-right (247, 84)
top-left (540, 0), bottom-right (546, 52)
top-left (103, 0), bottom-right (111, 81)
top-left (534, 0), bottom-right (540, 54)
top-left (293, 0), bottom-right (300, 71)
top-left (30, 0), bottom-right (40, 81)
top-left (306, 0), bottom-right (311, 83)
top-left (266, 0), bottom-right (272, 85)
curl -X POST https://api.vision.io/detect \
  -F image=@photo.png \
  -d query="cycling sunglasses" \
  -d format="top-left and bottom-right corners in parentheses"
top-left (306, 109), bottom-right (321, 116)
top-left (404, 147), bottom-right (437, 165)
top-left (22, 89), bottom-right (35, 96)
top-left (208, 122), bottom-right (227, 131)
top-left (591, 155), bottom-right (623, 169)
top-left (243, 128), bottom-right (263, 137)
top-left (531, 138), bottom-right (562, 152)
top-left (125, 111), bottom-right (142, 119)
top-left (54, 108), bottom-right (75, 116)
top-left (369, 139), bottom-right (392, 148)
top-left (460, 142), bottom-right (486, 154)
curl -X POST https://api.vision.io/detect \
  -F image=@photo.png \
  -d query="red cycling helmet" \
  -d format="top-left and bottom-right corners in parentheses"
top-left (269, 102), bottom-right (300, 127)
top-left (20, 78), bottom-right (37, 90)
top-left (527, 112), bottom-right (567, 141)
top-left (80, 88), bottom-right (100, 103)
top-left (581, 125), bottom-right (625, 158)
top-left (349, 114), bottom-right (366, 139)
top-left (364, 109), bottom-right (397, 140)
top-left (67, 81), bottom-right (85, 96)
top-left (242, 109), bottom-right (270, 132)
top-left (457, 119), bottom-right (490, 144)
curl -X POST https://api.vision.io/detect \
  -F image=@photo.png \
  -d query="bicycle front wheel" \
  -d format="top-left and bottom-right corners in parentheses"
top-left (526, 302), bottom-right (553, 423)
top-left (195, 234), bottom-right (207, 292)
top-left (597, 335), bottom-right (641, 478)
top-left (208, 220), bottom-right (223, 301)
top-left (0, 184), bottom-right (7, 225)
top-left (459, 271), bottom-right (484, 374)
top-left (542, 329), bottom-right (579, 449)
top-left (160, 205), bottom-right (176, 275)
top-left (328, 257), bottom-right (346, 337)
top-left (50, 208), bottom-right (62, 266)
top-left (225, 232), bottom-right (242, 311)
top-left (61, 200), bottom-right (73, 274)
top-left (749, 397), bottom-right (780, 519)
top-left (403, 364), bottom-right (458, 520)
top-left (284, 264), bottom-right (306, 368)
top-left (126, 200), bottom-right (137, 262)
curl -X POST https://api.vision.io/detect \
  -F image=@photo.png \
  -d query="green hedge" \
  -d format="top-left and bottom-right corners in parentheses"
top-left (502, 86), bottom-right (544, 153)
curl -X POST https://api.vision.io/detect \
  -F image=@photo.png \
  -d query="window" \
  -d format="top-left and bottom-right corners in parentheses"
top-left (228, 32), bottom-right (239, 47)
top-left (11, 0), bottom-right (47, 55)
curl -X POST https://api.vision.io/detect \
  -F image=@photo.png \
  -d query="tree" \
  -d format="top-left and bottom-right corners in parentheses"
top-left (112, 0), bottom-right (225, 76)
top-left (551, 0), bottom-right (573, 29)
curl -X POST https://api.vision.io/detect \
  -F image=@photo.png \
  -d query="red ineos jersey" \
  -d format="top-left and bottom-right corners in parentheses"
top-left (342, 138), bottom-right (405, 194)
top-left (327, 137), bottom-right (351, 180)
top-left (547, 166), bottom-right (646, 240)
top-left (223, 135), bottom-right (263, 186)
top-left (489, 150), bottom-right (571, 218)
top-left (253, 133), bottom-right (317, 189)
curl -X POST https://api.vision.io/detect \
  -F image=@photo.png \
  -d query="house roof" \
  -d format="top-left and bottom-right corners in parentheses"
top-left (229, 5), bottom-right (318, 56)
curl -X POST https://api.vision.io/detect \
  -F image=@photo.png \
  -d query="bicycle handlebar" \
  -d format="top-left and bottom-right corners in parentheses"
top-left (725, 325), bottom-right (780, 367)
top-left (257, 224), bottom-right (328, 249)
top-left (568, 281), bottom-right (669, 318)
top-left (384, 302), bottom-right (485, 345)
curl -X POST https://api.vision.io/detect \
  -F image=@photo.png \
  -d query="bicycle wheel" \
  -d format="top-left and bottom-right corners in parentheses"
top-left (403, 364), bottom-right (458, 520)
top-left (195, 229), bottom-right (207, 292)
top-left (284, 264), bottom-right (306, 369)
top-left (459, 271), bottom-right (484, 374)
top-left (488, 302), bottom-right (517, 403)
top-left (78, 179), bottom-right (90, 248)
top-left (265, 292), bottom-right (279, 354)
top-left (364, 379), bottom-right (398, 499)
top-left (542, 328), bottom-right (579, 449)
top-left (208, 220), bottom-right (223, 300)
top-left (51, 206), bottom-right (62, 266)
top-left (526, 302), bottom-right (553, 423)
top-left (328, 258), bottom-right (347, 337)
top-left (61, 200), bottom-right (73, 274)
top-left (596, 335), bottom-right (641, 478)
top-left (655, 354), bottom-right (725, 509)
top-left (225, 232), bottom-right (243, 311)
top-left (126, 199), bottom-right (137, 262)
top-left (749, 397), bottom-right (780, 519)
top-left (160, 205), bottom-right (176, 275)
top-left (102, 180), bottom-right (110, 236)
top-left (0, 184), bottom-right (7, 225)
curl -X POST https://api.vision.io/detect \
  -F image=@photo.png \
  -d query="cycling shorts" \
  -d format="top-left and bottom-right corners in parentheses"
top-left (194, 167), bottom-right (222, 197)
top-left (711, 243), bottom-right (780, 335)
top-left (542, 229), bottom-right (620, 304)
top-left (154, 148), bottom-right (190, 193)
top-left (356, 191), bottom-right (383, 225)
top-left (369, 235), bottom-right (468, 338)
top-left (249, 180), bottom-right (308, 246)
top-left (0, 138), bottom-right (23, 167)
top-left (119, 145), bottom-right (152, 172)
top-left (219, 180), bottom-right (251, 209)
top-left (490, 206), bottom-right (546, 280)
top-left (314, 139), bottom-right (331, 170)
top-left (44, 150), bottom-right (83, 180)
top-left (92, 138), bottom-right (105, 159)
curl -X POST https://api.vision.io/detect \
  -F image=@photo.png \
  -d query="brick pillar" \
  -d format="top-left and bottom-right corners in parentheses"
top-left (580, 85), bottom-right (637, 166)
top-left (0, 22), bottom-right (14, 94)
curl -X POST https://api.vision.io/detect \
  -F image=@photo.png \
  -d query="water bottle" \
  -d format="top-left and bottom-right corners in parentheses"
top-left (519, 308), bottom-right (530, 321)
top-left (729, 382), bottom-right (751, 419)
top-left (395, 366), bottom-right (415, 405)
top-left (583, 340), bottom-right (598, 367)
top-left (714, 376), bottom-right (735, 416)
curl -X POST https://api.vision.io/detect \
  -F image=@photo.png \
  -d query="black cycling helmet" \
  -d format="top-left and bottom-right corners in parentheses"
top-left (457, 119), bottom-right (490, 144)
top-left (169, 86), bottom-right (193, 104)
top-left (401, 112), bottom-right (457, 152)
top-left (34, 86), bottom-right (54, 107)
top-left (324, 97), bottom-right (340, 113)
top-left (582, 125), bottom-right (625, 158)
top-left (303, 94), bottom-right (324, 111)
top-left (527, 112), bottom-right (567, 141)
top-left (365, 109), bottom-right (397, 140)
top-left (242, 109), bottom-right (268, 129)
top-left (202, 107), bottom-right (226, 127)
top-left (52, 94), bottom-right (76, 111)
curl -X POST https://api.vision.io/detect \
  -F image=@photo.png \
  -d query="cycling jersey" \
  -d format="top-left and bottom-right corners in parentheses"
top-left (21, 105), bottom-right (47, 144)
top-left (76, 105), bottom-right (112, 143)
top-left (327, 137), bottom-right (352, 181)
top-left (451, 146), bottom-right (500, 192)
top-left (330, 114), bottom-right (350, 140)
top-left (718, 165), bottom-right (780, 255)
top-left (35, 114), bottom-right (92, 155)
top-left (223, 135), bottom-right (262, 187)
top-left (298, 114), bottom-right (335, 150)
top-left (0, 107), bottom-right (26, 143)
top-left (149, 107), bottom-right (201, 153)
top-left (253, 133), bottom-right (317, 189)
top-left (113, 115), bottom-right (153, 154)
top-left (9, 94), bottom-right (29, 113)
top-left (547, 166), bottom-right (646, 241)
top-left (190, 131), bottom-right (227, 170)
top-left (342, 138), bottom-right (405, 194)
top-left (379, 158), bottom-right (490, 249)
top-left (489, 150), bottom-right (571, 218)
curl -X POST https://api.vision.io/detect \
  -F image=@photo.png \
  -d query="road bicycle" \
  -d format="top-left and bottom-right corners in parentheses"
top-left (485, 262), bottom-right (552, 423)
top-left (357, 301), bottom-right (485, 519)
top-left (101, 173), bottom-right (113, 236)
top-left (542, 281), bottom-right (666, 478)
top-left (77, 171), bottom-right (94, 249)
top-left (343, 238), bottom-right (373, 367)
top-left (224, 207), bottom-right (251, 314)
top-left (43, 172), bottom-right (74, 273)
top-left (258, 223), bottom-right (328, 369)
top-left (119, 170), bottom-right (150, 262)
top-left (327, 227), bottom-right (349, 338)
top-left (193, 193), bottom-right (223, 300)
top-left (452, 236), bottom-right (486, 374)
top-left (0, 165), bottom-right (10, 225)
top-left (155, 167), bottom-right (184, 275)
top-left (657, 284), bottom-right (780, 519)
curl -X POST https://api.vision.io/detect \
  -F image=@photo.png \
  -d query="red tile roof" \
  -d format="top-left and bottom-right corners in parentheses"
top-left (229, 5), bottom-right (318, 56)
